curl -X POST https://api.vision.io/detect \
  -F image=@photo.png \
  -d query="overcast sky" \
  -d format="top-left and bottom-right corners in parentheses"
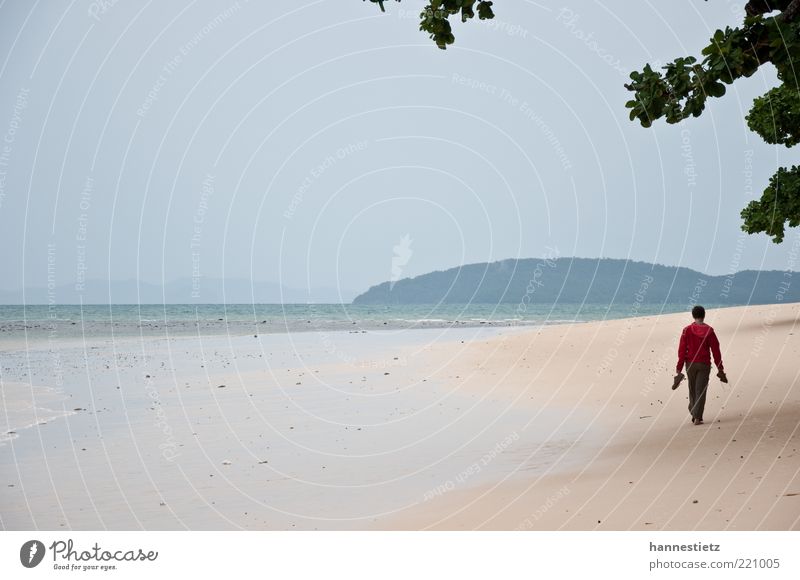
top-left (0, 0), bottom-right (797, 301)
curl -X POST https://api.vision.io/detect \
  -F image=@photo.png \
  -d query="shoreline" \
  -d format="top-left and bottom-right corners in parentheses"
top-left (0, 301), bottom-right (732, 347)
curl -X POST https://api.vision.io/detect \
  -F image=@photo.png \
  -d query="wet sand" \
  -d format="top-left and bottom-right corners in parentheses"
top-left (0, 325), bottom-right (600, 530)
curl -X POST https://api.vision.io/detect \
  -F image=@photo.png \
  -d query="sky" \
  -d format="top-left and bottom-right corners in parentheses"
top-left (0, 0), bottom-right (798, 302)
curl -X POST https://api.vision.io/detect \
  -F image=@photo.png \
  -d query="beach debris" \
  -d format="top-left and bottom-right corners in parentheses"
top-left (217, 385), bottom-right (226, 389)
top-left (258, 460), bottom-right (268, 464)
top-left (785, 493), bottom-right (799, 497)
top-left (222, 460), bottom-right (232, 465)
top-left (692, 499), bottom-right (699, 504)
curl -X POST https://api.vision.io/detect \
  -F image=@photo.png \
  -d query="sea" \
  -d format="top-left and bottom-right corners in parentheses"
top-left (0, 302), bottom-right (719, 341)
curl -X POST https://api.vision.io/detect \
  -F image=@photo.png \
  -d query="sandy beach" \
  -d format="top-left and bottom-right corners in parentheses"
top-left (390, 302), bottom-right (800, 530)
top-left (1, 303), bottom-right (799, 530)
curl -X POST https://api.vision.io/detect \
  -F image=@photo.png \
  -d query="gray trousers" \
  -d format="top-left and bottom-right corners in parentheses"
top-left (686, 362), bottom-right (711, 420)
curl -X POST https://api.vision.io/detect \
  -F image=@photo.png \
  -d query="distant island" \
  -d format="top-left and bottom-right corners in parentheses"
top-left (0, 278), bottom-right (358, 305)
top-left (352, 258), bottom-right (799, 306)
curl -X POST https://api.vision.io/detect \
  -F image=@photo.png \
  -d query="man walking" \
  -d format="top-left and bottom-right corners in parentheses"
top-left (673, 305), bottom-right (727, 425)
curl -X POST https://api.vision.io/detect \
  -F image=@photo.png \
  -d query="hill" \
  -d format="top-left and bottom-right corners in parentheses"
top-left (352, 258), bottom-right (798, 306)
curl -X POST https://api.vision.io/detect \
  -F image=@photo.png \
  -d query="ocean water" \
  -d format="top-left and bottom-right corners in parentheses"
top-left (0, 302), bottom-right (713, 341)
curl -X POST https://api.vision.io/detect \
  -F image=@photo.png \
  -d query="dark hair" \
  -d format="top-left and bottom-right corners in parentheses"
top-left (692, 305), bottom-right (706, 320)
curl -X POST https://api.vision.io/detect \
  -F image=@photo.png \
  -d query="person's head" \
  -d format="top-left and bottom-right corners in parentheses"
top-left (692, 305), bottom-right (706, 321)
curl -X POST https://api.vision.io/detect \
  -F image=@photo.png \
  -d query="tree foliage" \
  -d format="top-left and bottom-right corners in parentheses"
top-left (364, 0), bottom-right (495, 49)
top-left (620, 1), bottom-right (800, 243)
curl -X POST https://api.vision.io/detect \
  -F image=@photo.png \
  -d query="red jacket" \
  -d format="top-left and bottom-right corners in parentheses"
top-left (676, 322), bottom-right (723, 373)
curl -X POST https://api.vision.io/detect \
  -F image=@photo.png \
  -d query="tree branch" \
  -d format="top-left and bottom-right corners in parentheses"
top-left (744, 0), bottom-right (800, 20)
top-left (745, 0), bottom-right (792, 16)
top-left (781, 0), bottom-right (800, 20)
